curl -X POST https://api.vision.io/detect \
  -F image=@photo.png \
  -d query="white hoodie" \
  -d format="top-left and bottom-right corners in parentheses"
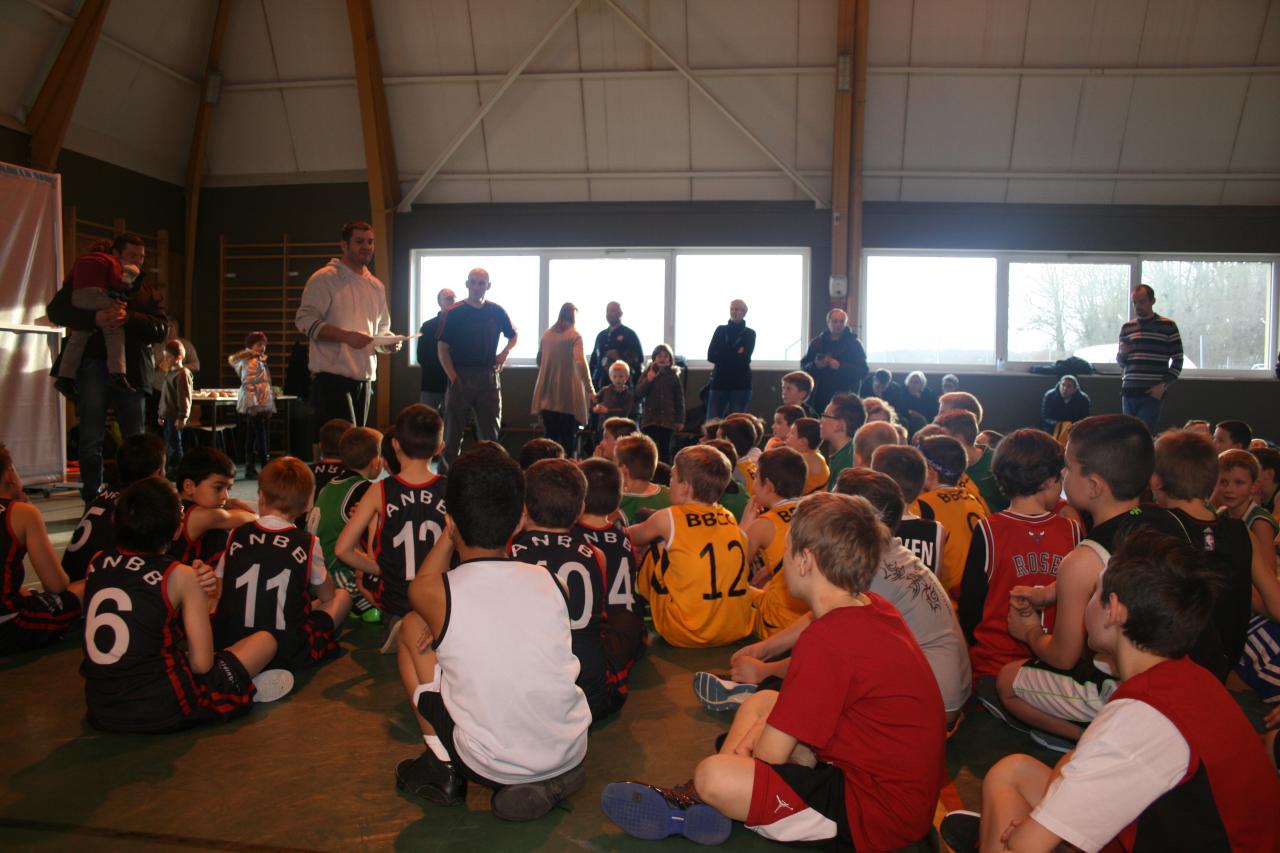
top-left (295, 259), bottom-right (391, 381)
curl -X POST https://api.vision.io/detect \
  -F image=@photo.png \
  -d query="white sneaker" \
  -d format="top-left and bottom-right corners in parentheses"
top-left (252, 668), bottom-right (294, 703)
top-left (692, 671), bottom-right (757, 712)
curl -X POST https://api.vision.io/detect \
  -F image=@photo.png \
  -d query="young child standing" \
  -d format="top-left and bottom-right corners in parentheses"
top-left (170, 447), bottom-right (257, 566)
top-left (0, 444), bottom-right (82, 654)
top-left (785, 417), bottom-right (829, 495)
top-left (56, 238), bottom-right (141, 393)
top-left (158, 340), bottom-right (192, 472)
top-left (604, 492), bottom-right (945, 850)
top-left (630, 445), bottom-right (753, 648)
top-left (309, 426), bottom-right (382, 622)
top-left (213, 457), bottom-right (352, 670)
top-left (228, 331), bottom-right (276, 479)
top-left (959, 429), bottom-right (1082, 681)
top-left (394, 446), bottom-right (590, 821)
top-left (593, 359), bottom-right (636, 424)
top-left (81, 477), bottom-right (292, 732)
top-left (336, 404), bottom-right (445, 652)
top-left (634, 343), bottom-right (684, 466)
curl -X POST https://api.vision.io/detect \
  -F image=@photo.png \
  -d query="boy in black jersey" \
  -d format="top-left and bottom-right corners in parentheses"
top-left (0, 445), bottom-right (82, 653)
top-left (170, 448), bottom-right (257, 566)
top-left (511, 458), bottom-right (626, 722)
top-left (212, 457), bottom-right (352, 670)
top-left (63, 433), bottom-right (166, 582)
top-left (336, 404), bottom-right (445, 653)
top-left (81, 478), bottom-right (292, 732)
top-left (871, 444), bottom-right (945, 575)
top-left (311, 418), bottom-right (354, 497)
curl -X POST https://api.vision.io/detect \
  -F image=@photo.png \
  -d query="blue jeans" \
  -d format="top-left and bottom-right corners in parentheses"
top-left (705, 388), bottom-right (752, 421)
top-left (77, 357), bottom-right (146, 501)
top-left (162, 420), bottom-right (183, 471)
top-left (245, 413), bottom-right (270, 469)
top-left (1122, 392), bottom-right (1163, 433)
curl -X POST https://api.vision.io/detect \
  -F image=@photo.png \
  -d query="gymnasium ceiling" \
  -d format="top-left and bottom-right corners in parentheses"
top-left (2, 0), bottom-right (1278, 206)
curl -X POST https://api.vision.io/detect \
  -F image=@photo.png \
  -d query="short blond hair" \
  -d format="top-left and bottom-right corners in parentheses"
top-left (853, 421), bottom-right (900, 464)
top-left (787, 492), bottom-right (886, 595)
top-left (258, 456), bottom-right (315, 517)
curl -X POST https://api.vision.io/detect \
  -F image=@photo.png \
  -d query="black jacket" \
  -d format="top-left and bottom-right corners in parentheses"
top-left (800, 328), bottom-right (868, 412)
top-left (589, 324), bottom-right (644, 389)
top-left (47, 275), bottom-right (168, 391)
top-left (1041, 387), bottom-right (1092, 429)
top-left (707, 321), bottom-right (755, 390)
top-left (417, 313), bottom-right (449, 393)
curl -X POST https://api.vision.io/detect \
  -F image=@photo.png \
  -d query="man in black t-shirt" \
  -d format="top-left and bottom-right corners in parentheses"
top-left (436, 268), bottom-right (518, 465)
top-left (417, 288), bottom-right (456, 412)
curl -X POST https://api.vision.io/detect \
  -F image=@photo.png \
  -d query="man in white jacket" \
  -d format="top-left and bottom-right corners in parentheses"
top-left (295, 221), bottom-right (397, 441)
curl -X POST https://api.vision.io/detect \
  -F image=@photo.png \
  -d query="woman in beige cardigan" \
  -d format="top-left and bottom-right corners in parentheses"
top-left (531, 303), bottom-right (594, 456)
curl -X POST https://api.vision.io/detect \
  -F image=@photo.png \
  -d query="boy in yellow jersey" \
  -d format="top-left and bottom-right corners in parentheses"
top-left (630, 445), bottom-right (753, 647)
top-left (786, 417), bottom-right (829, 495)
top-left (934, 408), bottom-right (999, 513)
top-left (917, 435), bottom-right (988, 604)
top-left (741, 447), bottom-right (809, 637)
top-left (718, 416), bottom-right (759, 498)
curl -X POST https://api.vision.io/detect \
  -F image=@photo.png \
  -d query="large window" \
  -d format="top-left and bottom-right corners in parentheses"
top-left (862, 251), bottom-right (1277, 376)
top-left (865, 255), bottom-right (997, 365)
top-left (410, 248), bottom-right (809, 368)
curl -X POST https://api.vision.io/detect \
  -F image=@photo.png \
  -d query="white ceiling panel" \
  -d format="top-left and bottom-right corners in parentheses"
top-left (1112, 180), bottom-right (1225, 205)
top-left (1220, 180), bottom-right (1280, 204)
top-left (797, 0), bottom-right (838, 65)
top-left (900, 177), bottom-right (1009, 202)
top-left (687, 0), bottom-right (798, 68)
top-left (1138, 0), bottom-right (1271, 66)
top-left (480, 79), bottom-right (588, 172)
top-left (863, 74), bottom-right (907, 169)
top-left (388, 82), bottom-right (489, 173)
top-left (0, 2), bottom-right (66, 121)
top-left (795, 75), bottom-right (835, 170)
top-left (867, 0), bottom-right (914, 65)
top-left (1010, 76), bottom-right (1082, 170)
top-left (589, 176), bottom-right (690, 201)
top-left (489, 177), bottom-right (589, 202)
top-left (262, 0), bottom-right (353, 80)
top-left (468, 0), bottom-right (582, 75)
top-left (903, 76), bottom-right (1019, 169)
top-left (1258, 0), bottom-right (1280, 63)
top-left (103, 0), bottom-right (215, 79)
top-left (590, 0), bottom-right (690, 68)
top-left (206, 90), bottom-right (299, 174)
top-left (373, 0), bottom-right (476, 77)
top-left (1005, 178), bottom-right (1116, 204)
top-left (692, 176), bottom-right (798, 200)
top-left (1069, 77), bottom-right (1132, 170)
top-left (690, 75), bottom-right (797, 170)
top-left (910, 0), bottom-right (1031, 66)
top-left (220, 0), bottom-right (279, 83)
top-left (1120, 77), bottom-right (1249, 171)
top-left (416, 178), bottom-right (492, 204)
top-left (862, 176), bottom-right (903, 201)
top-left (582, 77), bottom-right (690, 171)
top-left (280, 87), bottom-right (365, 173)
top-left (63, 121), bottom-right (184, 183)
top-left (1229, 76), bottom-right (1280, 171)
top-left (1022, 0), bottom-right (1146, 66)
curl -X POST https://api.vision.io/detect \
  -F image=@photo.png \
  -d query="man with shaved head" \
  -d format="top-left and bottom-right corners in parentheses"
top-left (589, 301), bottom-right (643, 390)
top-left (416, 287), bottom-right (456, 412)
top-left (801, 307), bottom-right (868, 414)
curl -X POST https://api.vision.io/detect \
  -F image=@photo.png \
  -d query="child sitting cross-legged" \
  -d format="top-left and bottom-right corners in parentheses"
top-left (615, 432), bottom-right (670, 524)
top-left (170, 447), bottom-right (257, 567)
top-left (308, 426), bottom-right (382, 623)
top-left (603, 492), bottom-right (946, 850)
top-left (394, 446), bottom-right (591, 821)
top-left (211, 457), bottom-right (352, 671)
top-left (941, 530), bottom-right (1280, 853)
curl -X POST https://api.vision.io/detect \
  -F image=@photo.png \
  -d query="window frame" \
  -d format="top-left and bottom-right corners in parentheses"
top-left (409, 245), bottom-right (811, 370)
top-left (859, 248), bottom-right (1278, 380)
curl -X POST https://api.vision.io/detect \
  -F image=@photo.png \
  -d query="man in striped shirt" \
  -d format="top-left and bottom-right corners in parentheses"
top-left (1117, 284), bottom-right (1182, 433)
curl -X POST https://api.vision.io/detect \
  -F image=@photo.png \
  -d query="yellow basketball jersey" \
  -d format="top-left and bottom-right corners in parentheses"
top-left (749, 500), bottom-right (807, 638)
top-left (802, 451), bottom-right (830, 495)
top-left (736, 458), bottom-right (758, 498)
top-left (956, 473), bottom-right (991, 515)
top-left (917, 486), bottom-right (988, 603)
top-left (648, 503), bottom-right (753, 647)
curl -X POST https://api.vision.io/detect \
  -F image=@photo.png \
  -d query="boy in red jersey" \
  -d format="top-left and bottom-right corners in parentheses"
top-left (960, 429), bottom-right (1081, 680)
top-left (942, 529), bottom-right (1280, 853)
top-left (603, 492), bottom-right (945, 850)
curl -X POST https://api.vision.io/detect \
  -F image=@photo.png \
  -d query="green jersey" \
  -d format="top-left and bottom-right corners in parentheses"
top-left (967, 444), bottom-right (1008, 513)
top-left (619, 484), bottom-right (671, 524)
top-left (825, 440), bottom-right (854, 491)
top-left (719, 483), bottom-right (749, 522)
top-left (309, 474), bottom-right (373, 578)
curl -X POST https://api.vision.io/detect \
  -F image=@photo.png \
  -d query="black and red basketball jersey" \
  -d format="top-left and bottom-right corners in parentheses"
top-left (897, 516), bottom-right (944, 575)
top-left (62, 489), bottom-right (119, 582)
top-left (311, 461), bottom-right (348, 498)
top-left (510, 528), bottom-right (608, 632)
top-left (212, 522), bottom-right (315, 649)
top-left (168, 502), bottom-right (230, 565)
top-left (371, 473), bottom-right (447, 616)
top-left (574, 519), bottom-right (636, 612)
top-left (0, 498), bottom-right (28, 614)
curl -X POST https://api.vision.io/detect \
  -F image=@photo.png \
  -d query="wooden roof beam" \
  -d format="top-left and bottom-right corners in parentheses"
top-left (28, 0), bottom-right (112, 170)
top-left (829, 0), bottom-right (868, 322)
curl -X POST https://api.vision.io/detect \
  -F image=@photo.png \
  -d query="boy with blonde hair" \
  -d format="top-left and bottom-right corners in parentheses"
top-left (852, 420), bottom-right (899, 467)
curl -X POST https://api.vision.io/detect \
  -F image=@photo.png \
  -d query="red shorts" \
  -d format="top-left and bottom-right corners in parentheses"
top-left (746, 760), bottom-right (853, 850)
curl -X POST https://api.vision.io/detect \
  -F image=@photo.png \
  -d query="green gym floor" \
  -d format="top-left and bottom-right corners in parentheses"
top-left (2, 483), bottom-right (1271, 852)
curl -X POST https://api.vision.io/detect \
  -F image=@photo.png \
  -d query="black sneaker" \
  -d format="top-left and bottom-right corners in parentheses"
top-left (491, 763), bottom-right (586, 821)
top-left (939, 810), bottom-right (981, 853)
top-left (395, 749), bottom-right (466, 806)
top-left (53, 377), bottom-right (78, 400)
top-left (107, 373), bottom-right (136, 393)
top-left (601, 780), bottom-right (731, 845)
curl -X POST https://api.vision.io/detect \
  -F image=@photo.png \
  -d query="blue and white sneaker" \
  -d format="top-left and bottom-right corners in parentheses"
top-left (601, 781), bottom-right (731, 845)
top-left (692, 671), bottom-right (757, 713)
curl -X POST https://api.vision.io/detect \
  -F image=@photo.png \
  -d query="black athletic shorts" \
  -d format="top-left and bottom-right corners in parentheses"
top-left (274, 610), bottom-right (338, 671)
top-left (414, 687), bottom-right (503, 789)
top-left (0, 590), bottom-right (81, 654)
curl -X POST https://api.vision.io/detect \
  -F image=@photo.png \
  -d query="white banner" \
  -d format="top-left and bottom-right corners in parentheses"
top-left (0, 161), bottom-right (65, 486)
